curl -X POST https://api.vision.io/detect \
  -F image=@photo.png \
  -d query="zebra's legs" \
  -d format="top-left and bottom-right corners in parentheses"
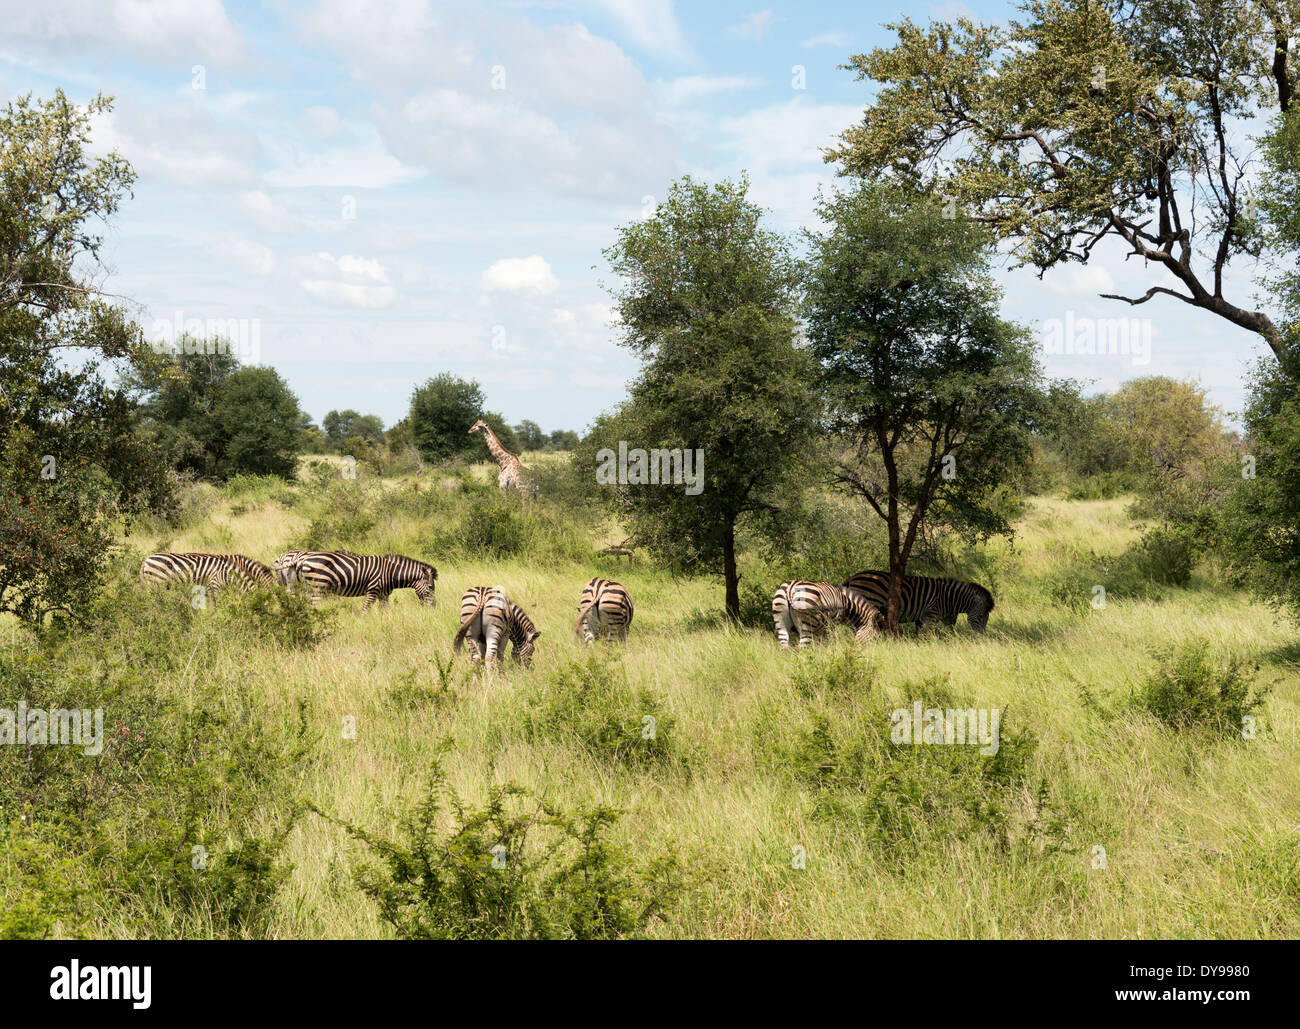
top-left (773, 605), bottom-right (793, 649)
top-left (484, 625), bottom-right (505, 664)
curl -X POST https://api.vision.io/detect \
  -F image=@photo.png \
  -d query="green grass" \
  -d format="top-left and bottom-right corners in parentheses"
top-left (3, 458), bottom-right (1299, 939)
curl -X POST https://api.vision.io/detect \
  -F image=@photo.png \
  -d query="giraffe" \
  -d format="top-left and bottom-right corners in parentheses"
top-left (468, 418), bottom-right (523, 491)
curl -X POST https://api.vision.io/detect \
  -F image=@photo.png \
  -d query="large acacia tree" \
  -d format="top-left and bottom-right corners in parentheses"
top-left (828, 0), bottom-right (1296, 360)
top-left (601, 175), bottom-right (818, 619)
top-left (804, 182), bottom-right (1046, 633)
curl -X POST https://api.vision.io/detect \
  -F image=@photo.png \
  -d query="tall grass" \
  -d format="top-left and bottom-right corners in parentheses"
top-left (2, 459), bottom-right (1298, 938)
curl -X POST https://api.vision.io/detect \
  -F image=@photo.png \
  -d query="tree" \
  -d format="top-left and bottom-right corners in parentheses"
top-left (408, 373), bottom-right (486, 461)
top-left (1219, 98), bottom-right (1300, 616)
top-left (803, 182), bottom-right (1046, 633)
top-left (208, 367), bottom-right (309, 479)
top-left (130, 344), bottom-right (308, 479)
top-left (827, 0), bottom-right (1297, 360)
top-left (323, 409), bottom-right (385, 450)
top-left (0, 91), bottom-right (171, 623)
top-left (514, 419), bottom-right (545, 451)
top-left (1107, 376), bottom-right (1232, 518)
top-left (601, 175), bottom-right (818, 619)
top-left (548, 429), bottom-right (579, 451)
top-left (127, 342), bottom-right (241, 474)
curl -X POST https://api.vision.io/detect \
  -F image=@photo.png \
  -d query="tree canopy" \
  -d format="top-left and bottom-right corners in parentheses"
top-left (828, 0), bottom-right (1297, 359)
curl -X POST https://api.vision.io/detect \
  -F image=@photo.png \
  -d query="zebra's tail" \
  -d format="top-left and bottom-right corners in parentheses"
top-left (454, 593), bottom-right (490, 653)
top-left (573, 600), bottom-right (596, 639)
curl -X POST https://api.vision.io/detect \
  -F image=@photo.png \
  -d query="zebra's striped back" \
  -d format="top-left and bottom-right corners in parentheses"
top-left (453, 587), bottom-right (540, 664)
top-left (294, 551), bottom-right (437, 610)
top-left (843, 571), bottom-right (994, 632)
top-left (574, 577), bottom-right (634, 643)
top-left (772, 580), bottom-right (878, 649)
top-left (139, 553), bottom-right (274, 593)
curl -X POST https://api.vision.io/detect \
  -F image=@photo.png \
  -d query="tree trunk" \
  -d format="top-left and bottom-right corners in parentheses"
top-left (723, 519), bottom-right (740, 620)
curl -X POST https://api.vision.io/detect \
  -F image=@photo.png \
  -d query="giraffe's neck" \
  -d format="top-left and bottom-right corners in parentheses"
top-left (481, 426), bottom-right (517, 468)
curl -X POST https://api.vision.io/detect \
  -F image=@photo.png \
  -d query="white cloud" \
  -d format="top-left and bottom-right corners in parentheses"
top-left (653, 75), bottom-right (761, 106)
top-left (292, 0), bottom-right (679, 200)
top-left (481, 256), bottom-right (559, 294)
top-left (262, 140), bottom-right (423, 189)
top-left (208, 237), bottom-right (277, 275)
top-left (294, 252), bottom-right (397, 307)
top-left (4, 0), bottom-right (244, 64)
top-left (237, 191), bottom-right (300, 234)
top-left (726, 11), bottom-right (781, 42)
top-left (301, 105), bottom-right (342, 140)
top-left (802, 31), bottom-right (850, 49)
top-left (581, 0), bottom-right (689, 60)
top-left (88, 100), bottom-right (258, 187)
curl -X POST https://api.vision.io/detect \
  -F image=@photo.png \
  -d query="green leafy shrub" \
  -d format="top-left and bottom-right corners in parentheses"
top-left (312, 752), bottom-right (686, 939)
top-left (1134, 641), bottom-right (1268, 736)
top-left (0, 595), bottom-right (314, 939)
top-left (1121, 526), bottom-right (1195, 587)
top-left (770, 677), bottom-right (1062, 856)
top-left (528, 653), bottom-right (678, 769)
top-left (218, 588), bottom-right (335, 650)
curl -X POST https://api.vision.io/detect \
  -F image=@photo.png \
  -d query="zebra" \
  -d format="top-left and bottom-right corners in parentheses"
top-left (453, 586), bottom-right (541, 665)
top-left (842, 571), bottom-right (994, 632)
top-left (272, 549), bottom-right (309, 589)
top-left (292, 551), bottom-right (437, 611)
top-left (772, 580), bottom-right (880, 649)
top-left (574, 577), bottom-right (634, 643)
top-left (139, 553), bottom-right (275, 597)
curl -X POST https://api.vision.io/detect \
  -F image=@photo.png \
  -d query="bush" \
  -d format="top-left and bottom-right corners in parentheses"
top-left (767, 676), bottom-right (1062, 856)
top-left (1134, 641), bottom-right (1268, 736)
top-left (312, 750), bottom-right (686, 939)
top-left (0, 623), bottom-right (312, 938)
top-left (528, 653), bottom-right (678, 769)
top-left (218, 588), bottom-right (335, 650)
top-left (1122, 526), bottom-right (1195, 587)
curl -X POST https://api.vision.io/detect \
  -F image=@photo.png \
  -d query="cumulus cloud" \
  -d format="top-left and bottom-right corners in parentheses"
top-left (295, 252), bottom-right (397, 307)
top-left (4, 0), bottom-right (244, 65)
top-left (88, 99), bottom-right (258, 188)
top-left (481, 256), bottom-right (559, 294)
top-left (291, 0), bottom-right (679, 201)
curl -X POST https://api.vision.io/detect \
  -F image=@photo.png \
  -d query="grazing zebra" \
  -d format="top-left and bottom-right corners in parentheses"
top-left (574, 577), bottom-right (634, 643)
top-left (842, 571), bottom-right (994, 632)
top-left (453, 587), bottom-right (541, 665)
top-left (272, 549), bottom-right (309, 589)
top-left (139, 553), bottom-right (275, 596)
top-left (772, 580), bottom-right (880, 649)
top-left (292, 551), bottom-right (437, 611)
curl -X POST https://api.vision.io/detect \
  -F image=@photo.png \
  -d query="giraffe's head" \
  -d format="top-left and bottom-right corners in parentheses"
top-left (468, 419), bottom-right (488, 435)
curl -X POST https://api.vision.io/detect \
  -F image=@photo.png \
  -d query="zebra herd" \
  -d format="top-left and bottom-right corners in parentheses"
top-left (139, 552), bottom-right (992, 659)
top-left (139, 552), bottom-right (633, 666)
top-left (772, 573), bottom-right (994, 649)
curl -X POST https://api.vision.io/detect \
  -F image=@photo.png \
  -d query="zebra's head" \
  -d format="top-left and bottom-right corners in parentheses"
top-left (967, 584), bottom-right (994, 632)
top-left (388, 555), bottom-right (437, 606)
top-left (516, 626), bottom-right (542, 664)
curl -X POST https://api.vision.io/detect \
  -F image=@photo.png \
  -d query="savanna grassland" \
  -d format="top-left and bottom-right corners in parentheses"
top-left (3, 452), bottom-right (1299, 940)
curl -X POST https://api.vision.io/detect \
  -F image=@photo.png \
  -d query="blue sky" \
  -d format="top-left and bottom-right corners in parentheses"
top-left (0, 0), bottom-right (1277, 434)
